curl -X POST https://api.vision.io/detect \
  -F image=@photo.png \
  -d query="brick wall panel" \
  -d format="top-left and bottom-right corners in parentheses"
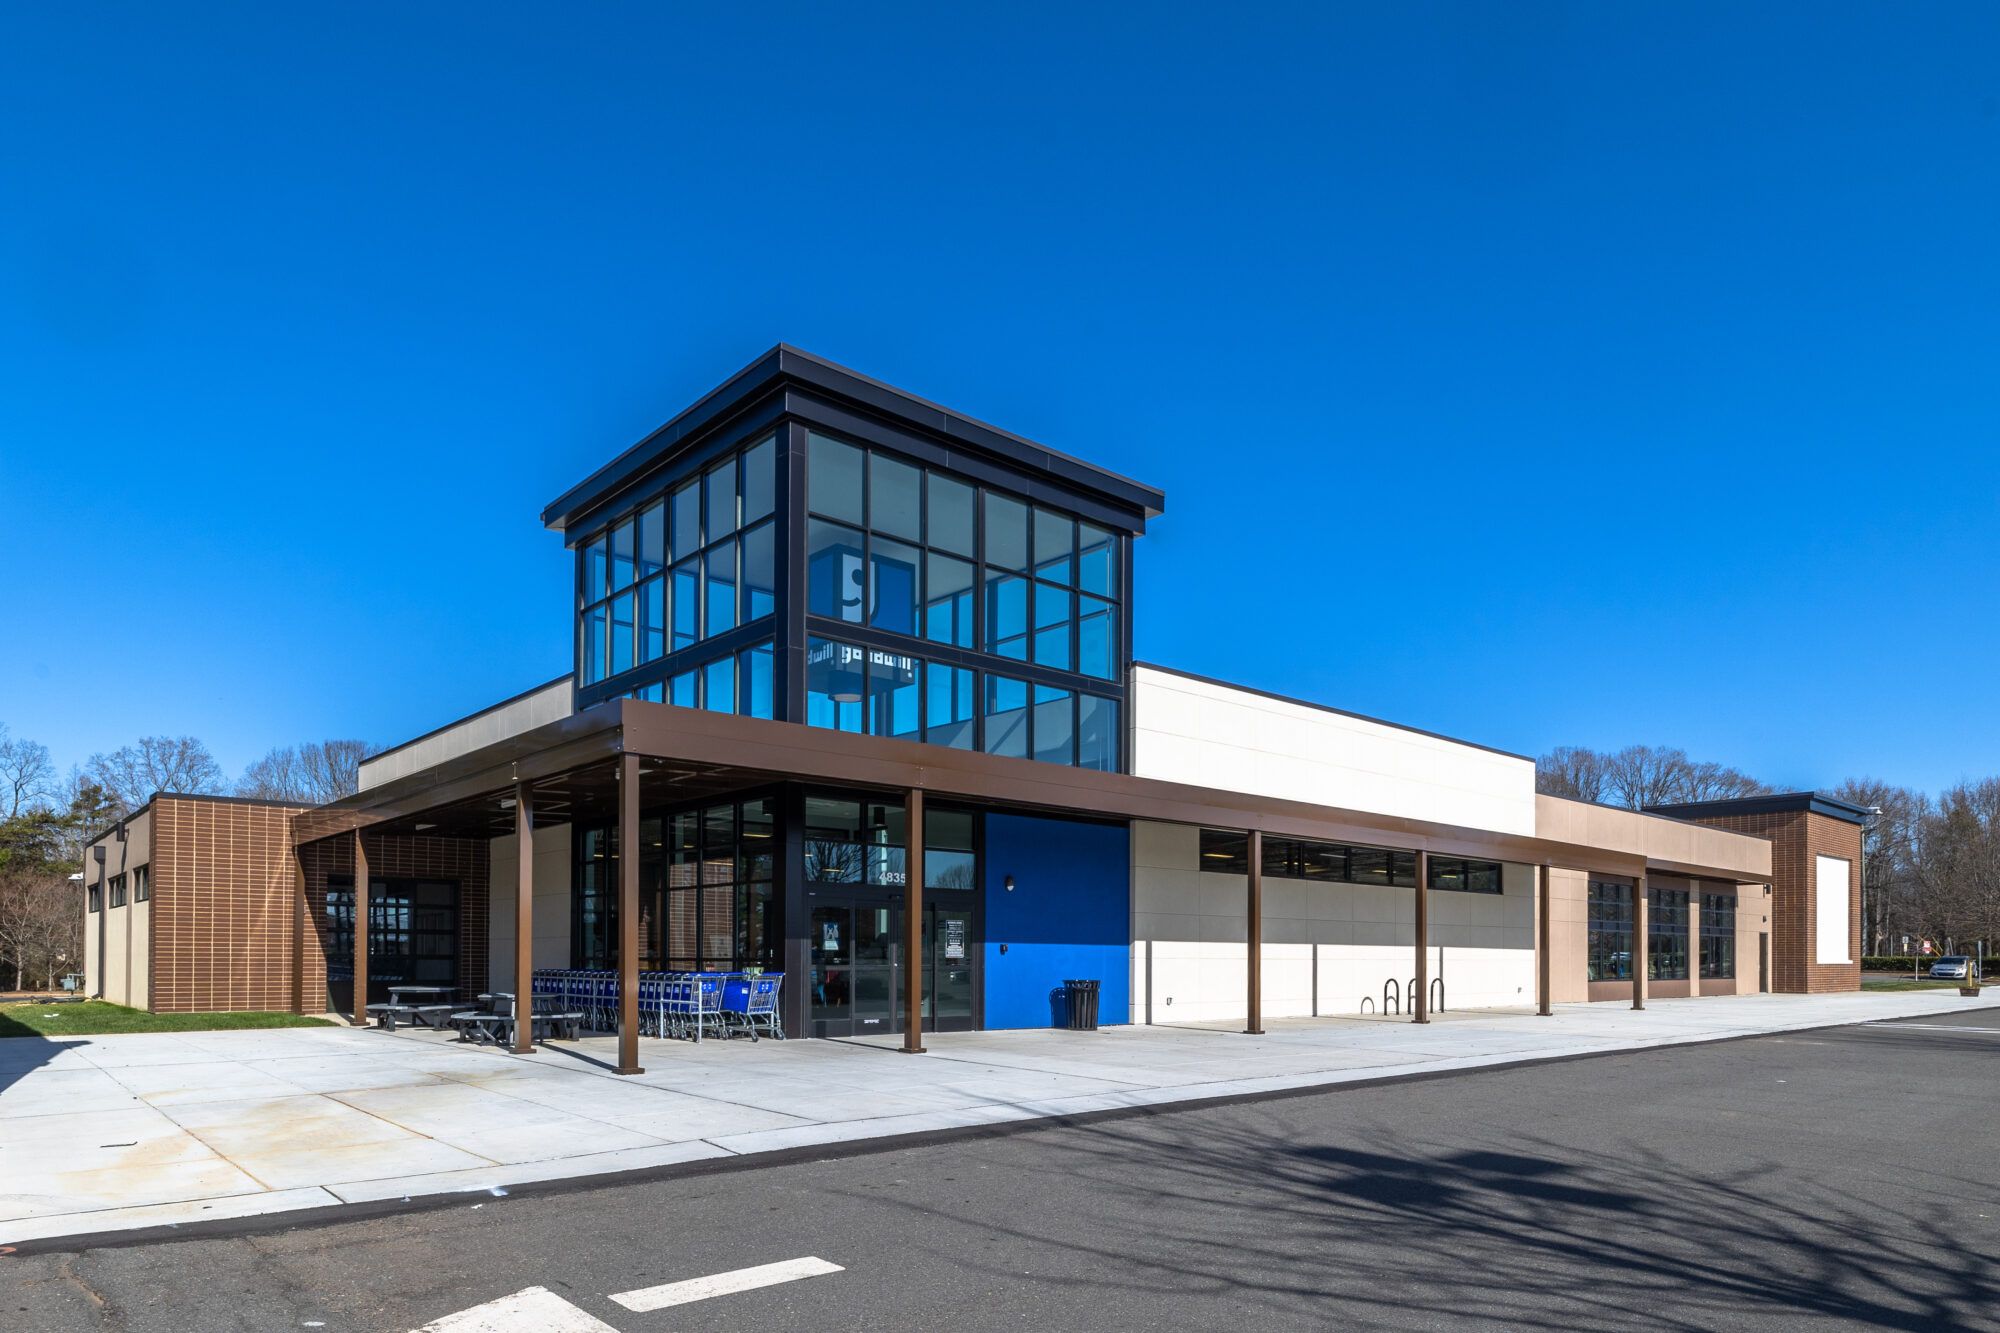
top-left (297, 832), bottom-right (491, 1011)
top-left (1677, 808), bottom-right (1862, 994)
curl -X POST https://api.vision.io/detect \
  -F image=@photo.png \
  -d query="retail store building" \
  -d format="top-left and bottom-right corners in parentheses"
top-left (83, 347), bottom-right (1860, 1059)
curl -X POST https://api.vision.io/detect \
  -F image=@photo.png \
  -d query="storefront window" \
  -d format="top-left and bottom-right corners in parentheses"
top-left (1701, 892), bottom-right (1737, 979)
top-left (1199, 830), bottom-right (1419, 887)
top-left (1588, 881), bottom-right (1634, 981)
top-left (577, 798), bottom-right (777, 973)
top-left (1649, 887), bottom-right (1690, 981)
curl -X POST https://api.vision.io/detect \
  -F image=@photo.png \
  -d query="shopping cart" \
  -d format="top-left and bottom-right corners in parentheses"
top-left (720, 973), bottom-right (785, 1041)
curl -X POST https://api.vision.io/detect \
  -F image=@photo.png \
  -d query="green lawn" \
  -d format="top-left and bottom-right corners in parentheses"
top-left (1860, 976), bottom-right (1974, 992)
top-left (0, 1001), bottom-right (334, 1039)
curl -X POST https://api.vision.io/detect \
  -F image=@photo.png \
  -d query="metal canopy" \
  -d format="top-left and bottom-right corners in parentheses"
top-left (295, 701), bottom-right (1771, 885)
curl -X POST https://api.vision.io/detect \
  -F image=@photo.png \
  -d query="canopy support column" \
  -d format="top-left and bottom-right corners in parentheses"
top-left (616, 754), bottom-right (644, 1074)
top-left (1412, 849), bottom-right (1431, 1024)
top-left (1632, 869), bottom-right (1648, 1011)
top-left (1245, 829), bottom-right (1263, 1035)
top-left (512, 782), bottom-right (536, 1055)
top-left (1537, 863), bottom-right (1553, 1016)
top-left (353, 831), bottom-right (369, 1026)
top-left (902, 787), bottom-right (926, 1054)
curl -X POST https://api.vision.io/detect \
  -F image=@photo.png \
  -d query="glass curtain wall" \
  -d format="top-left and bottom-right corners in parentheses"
top-left (1700, 892), bottom-right (1737, 979)
top-left (578, 433), bottom-right (777, 697)
top-left (804, 429), bottom-right (1122, 771)
top-left (1587, 881), bottom-right (1634, 982)
top-left (572, 798), bottom-right (779, 973)
top-left (806, 636), bottom-right (1119, 770)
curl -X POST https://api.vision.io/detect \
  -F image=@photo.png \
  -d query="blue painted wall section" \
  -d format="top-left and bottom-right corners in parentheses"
top-left (982, 813), bottom-right (1130, 1029)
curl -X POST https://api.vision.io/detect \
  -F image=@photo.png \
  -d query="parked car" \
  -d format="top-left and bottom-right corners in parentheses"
top-left (1929, 956), bottom-right (1978, 981)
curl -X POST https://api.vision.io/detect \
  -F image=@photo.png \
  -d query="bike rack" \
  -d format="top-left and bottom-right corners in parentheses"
top-left (1359, 995), bottom-right (1375, 1015)
top-left (1382, 978), bottom-right (1400, 1016)
top-left (1431, 976), bottom-right (1445, 1013)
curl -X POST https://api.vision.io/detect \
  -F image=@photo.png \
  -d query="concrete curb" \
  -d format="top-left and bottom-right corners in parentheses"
top-left (3, 989), bottom-right (1990, 1255)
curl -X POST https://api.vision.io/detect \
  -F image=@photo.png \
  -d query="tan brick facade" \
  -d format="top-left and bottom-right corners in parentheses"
top-left (85, 795), bottom-right (494, 1015)
top-left (296, 831), bottom-right (491, 1012)
top-left (149, 796), bottom-right (308, 1013)
top-left (1673, 808), bottom-right (1861, 994)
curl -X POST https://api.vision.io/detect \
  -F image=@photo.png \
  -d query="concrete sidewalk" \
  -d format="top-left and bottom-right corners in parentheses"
top-left (3, 989), bottom-right (1992, 1247)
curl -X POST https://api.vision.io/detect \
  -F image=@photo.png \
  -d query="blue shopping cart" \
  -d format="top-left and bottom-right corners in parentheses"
top-left (720, 973), bottom-right (785, 1041)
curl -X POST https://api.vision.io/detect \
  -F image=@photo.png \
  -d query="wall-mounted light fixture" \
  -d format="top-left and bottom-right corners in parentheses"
top-left (1004, 875), bottom-right (1015, 892)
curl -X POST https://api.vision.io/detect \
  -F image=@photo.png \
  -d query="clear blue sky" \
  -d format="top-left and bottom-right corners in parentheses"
top-left (3, 3), bottom-right (1997, 796)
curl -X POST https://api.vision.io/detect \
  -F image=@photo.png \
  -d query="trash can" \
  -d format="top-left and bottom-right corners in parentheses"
top-left (1063, 979), bottom-right (1101, 1031)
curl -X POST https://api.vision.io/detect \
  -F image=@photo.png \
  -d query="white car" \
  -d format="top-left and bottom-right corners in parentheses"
top-left (1929, 956), bottom-right (1977, 981)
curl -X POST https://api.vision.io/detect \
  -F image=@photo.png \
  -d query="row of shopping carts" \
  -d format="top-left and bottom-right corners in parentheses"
top-left (530, 969), bottom-right (785, 1042)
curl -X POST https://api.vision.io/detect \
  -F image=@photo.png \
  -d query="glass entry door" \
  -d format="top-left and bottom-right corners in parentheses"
top-left (808, 896), bottom-right (977, 1038)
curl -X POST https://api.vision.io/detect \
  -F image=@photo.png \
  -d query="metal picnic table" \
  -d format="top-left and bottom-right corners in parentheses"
top-left (366, 985), bottom-right (460, 1031)
top-left (448, 993), bottom-right (584, 1047)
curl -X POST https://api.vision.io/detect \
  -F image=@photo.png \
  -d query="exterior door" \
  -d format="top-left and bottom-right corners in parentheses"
top-left (807, 896), bottom-right (978, 1037)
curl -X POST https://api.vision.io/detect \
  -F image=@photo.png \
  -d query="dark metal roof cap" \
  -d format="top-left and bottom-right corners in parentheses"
top-left (541, 344), bottom-right (1167, 533)
top-left (1645, 791), bottom-right (1875, 825)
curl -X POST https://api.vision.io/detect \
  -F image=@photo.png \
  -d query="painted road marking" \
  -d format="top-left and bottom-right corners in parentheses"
top-left (413, 1285), bottom-right (618, 1333)
top-left (610, 1256), bottom-right (844, 1312)
top-left (1874, 1023), bottom-right (2000, 1034)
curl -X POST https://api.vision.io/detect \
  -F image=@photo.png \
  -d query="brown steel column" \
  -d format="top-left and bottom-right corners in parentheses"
top-left (1536, 863), bottom-right (1553, 1016)
top-left (902, 787), bottom-right (926, 1053)
top-left (1412, 849), bottom-right (1430, 1023)
top-left (290, 843), bottom-right (307, 1015)
top-left (1631, 868), bottom-right (1648, 1011)
top-left (512, 782), bottom-right (536, 1055)
top-left (616, 754), bottom-right (644, 1074)
top-left (1245, 829), bottom-right (1264, 1034)
top-left (352, 831), bottom-right (369, 1026)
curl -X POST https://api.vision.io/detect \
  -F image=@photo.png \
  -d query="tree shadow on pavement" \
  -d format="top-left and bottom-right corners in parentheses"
top-left (854, 1083), bottom-right (1999, 1330)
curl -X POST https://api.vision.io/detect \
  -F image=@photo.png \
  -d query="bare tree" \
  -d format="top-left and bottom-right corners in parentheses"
top-left (1912, 779), bottom-right (2000, 954)
top-left (0, 865), bottom-right (80, 993)
top-left (86, 736), bottom-right (227, 816)
top-left (1681, 759), bottom-right (1769, 802)
top-left (1535, 746), bottom-right (1609, 803)
top-left (238, 739), bottom-right (376, 806)
top-left (0, 725), bottom-right (56, 818)
top-left (1539, 743), bottom-right (1769, 810)
top-left (1833, 778), bottom-right (1926, 955)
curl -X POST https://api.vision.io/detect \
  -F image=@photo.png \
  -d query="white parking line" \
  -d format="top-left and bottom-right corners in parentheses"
top-left (1874, 1023), bottom-right (2000, 1034)
top-left (414, 1286), bottom-right (618, 1333)
top-left (611, 1256), bottom-right (845, 1312)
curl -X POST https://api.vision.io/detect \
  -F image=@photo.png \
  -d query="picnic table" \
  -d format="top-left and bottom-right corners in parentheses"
top-left (447, 993), bottom-right (585, 1047)
top-left (366, 985), bottom-right (459, 1032)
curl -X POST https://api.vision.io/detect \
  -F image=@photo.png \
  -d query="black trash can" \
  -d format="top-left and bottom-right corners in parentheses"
top-left (1063, 979), bottom-right (1101, 1031)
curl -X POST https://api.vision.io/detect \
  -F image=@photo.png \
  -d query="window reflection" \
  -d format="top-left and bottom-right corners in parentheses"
top-left (578, 432), bottom-right (777, 690)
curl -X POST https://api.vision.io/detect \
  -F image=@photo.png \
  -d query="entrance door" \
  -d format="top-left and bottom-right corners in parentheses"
top-left (807, 896), bottom-right (977, 1038)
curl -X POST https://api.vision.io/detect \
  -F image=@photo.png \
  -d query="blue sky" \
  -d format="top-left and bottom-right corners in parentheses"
top-left (3, 3), bottom-right (1997, 796)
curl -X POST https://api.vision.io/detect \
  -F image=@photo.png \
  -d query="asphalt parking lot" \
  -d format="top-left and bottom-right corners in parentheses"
top-left (8, 1009), bottom-right (1998, 1332)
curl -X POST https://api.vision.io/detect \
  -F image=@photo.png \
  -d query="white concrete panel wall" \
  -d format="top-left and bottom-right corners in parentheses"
top-left (1129, 667), bottom-right (1537, 836)
top-left (1129, 820), bottom-right (1535, 1023)
top-left (359, 680), bottom-right (573, 792)
top-left (487, 824), bottom-right (575, 992)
